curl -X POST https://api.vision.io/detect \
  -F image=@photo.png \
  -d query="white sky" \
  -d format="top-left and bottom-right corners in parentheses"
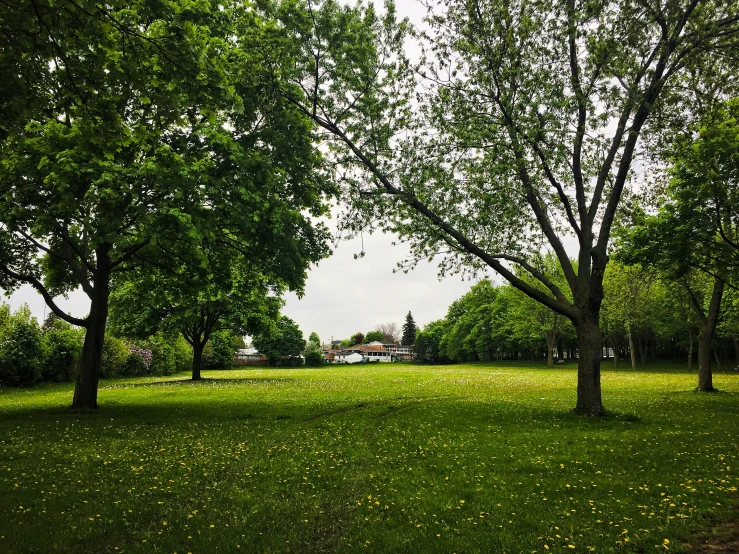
top-left (1, 1), bottom-right (479, 343)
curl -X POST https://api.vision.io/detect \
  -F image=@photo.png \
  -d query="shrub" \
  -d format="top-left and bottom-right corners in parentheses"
top-left (0, 306), bottom-right (45, 386)
top-left (41, 318), bottom-right (84, 382)
top-left (304, 340), bottom-right (323, 367)
top-left (100, 335), bottom-right (130, 378)
top-left (173, 336), bottom-right (192, 372)
top-left (125, 344), bottom-right (153, 376)
top-left (203, 330), bottom-right (238, 370)
top-left (141, 334), bottom-right (187, 376)
top-left (304, 350), bottom-right (323, 366)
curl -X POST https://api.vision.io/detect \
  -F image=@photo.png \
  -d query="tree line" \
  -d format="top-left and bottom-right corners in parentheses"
top-left (415, 261), bottom-right (739, 375)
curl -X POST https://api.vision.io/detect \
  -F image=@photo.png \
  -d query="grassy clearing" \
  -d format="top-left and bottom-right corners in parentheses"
top-left (0, 362), bottom-right (738, 553)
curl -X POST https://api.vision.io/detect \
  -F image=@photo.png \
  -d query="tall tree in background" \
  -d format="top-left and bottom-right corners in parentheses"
top-left (351, 332), bottom-right (365, 345)
top-left (109, 259), bottom-right (284, 381)
top-left (0, 1), bottom-right (333, 408)
top-left (375, 322), bottom-right (401, 344)
top-left (401, 311), bottom-right (417, 346)
top-left (617, 99), bottom-right (739, 389)
top-left (274, 0), bottom-right (739, 414)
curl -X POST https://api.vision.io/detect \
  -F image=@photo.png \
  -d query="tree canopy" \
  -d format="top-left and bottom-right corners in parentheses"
top-left (0, 0), bottom-right (333, 408)
top-left (270, 0), bottom-right (739, 414)
top-left (253, 316), bottom-right (305, 365)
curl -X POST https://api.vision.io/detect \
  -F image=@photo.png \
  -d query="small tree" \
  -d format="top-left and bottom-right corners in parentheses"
top-left (364, 330), bottom-right (384, 343)
top-left (401, 312), bottom-right (417, 346)
top-left (308, 332), bottom-right (321, 346)
top-left (376, 323), bottom-right (400, 344)
top-left (351, 332), bottom-right (364, 346)
top-left (253, 317), bottom-right (305, 366)
top-left (304, 340), bottom-right (323, 366)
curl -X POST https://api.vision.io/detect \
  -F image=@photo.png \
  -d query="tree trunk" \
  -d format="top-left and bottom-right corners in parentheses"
top-left (697, 279), bottom-right (724, 392)
top-left (557, 343), bottom-right (564, 361)
top-left (688, 327), bottom-right (694, 372)
top-left (72, 255), bottom-right (111, 410)
top-left (734, 336), bottom-right (739, 367)
top-left (192, 342), bottom-right (205, 381)
top-left (546, 333), bottom-right (555, 368)
top-left (613, 346), bottom-right (619, 369)
top-left (574, 315), bottom-right (603, 416)
top-left (638, 332), bottom-right (647, 365)
top-left (628, 326), bottom-right (637, 371)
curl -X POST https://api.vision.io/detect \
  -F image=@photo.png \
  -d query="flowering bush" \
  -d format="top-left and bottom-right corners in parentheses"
top-left (125, 344), bottom-right (153, 376)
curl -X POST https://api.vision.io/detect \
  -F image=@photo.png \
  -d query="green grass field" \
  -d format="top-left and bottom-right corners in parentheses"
top-left (1, 362), bottom-right (738, 553)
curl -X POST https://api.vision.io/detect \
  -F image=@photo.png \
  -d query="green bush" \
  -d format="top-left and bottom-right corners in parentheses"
top-left (141, 334), bottom-right (188, 376)
top-left (203, 330), bottom-right (238, 370)
top-left (100, 335), bottom-right (130, 378)
top-left (304, 350), bottom-right (323, 366)
top-left (173, 336), bottom-right (192, 372)
top-left (0, 306), bottom-right (45, 387)
top-left (41, 318), bottom-right (84, 382)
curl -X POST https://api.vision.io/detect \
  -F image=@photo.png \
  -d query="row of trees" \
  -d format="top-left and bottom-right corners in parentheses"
top-left (415, 261), bottom-right (739, 381)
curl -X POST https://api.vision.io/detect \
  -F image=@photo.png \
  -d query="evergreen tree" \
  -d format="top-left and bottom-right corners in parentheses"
top-left (402, 312), bottom-right (417, 346)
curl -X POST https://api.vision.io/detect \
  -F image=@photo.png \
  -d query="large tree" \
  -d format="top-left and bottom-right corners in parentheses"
top-left (109, 257), bottom-right (284, 381)
top-left (0, 1), bottom-right (332, 408)
top-left (270, 0), bottom-right (739, 414)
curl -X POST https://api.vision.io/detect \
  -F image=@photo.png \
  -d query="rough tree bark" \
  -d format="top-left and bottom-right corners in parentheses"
top-left (191, 342), bottom-right (205, 381)
top-left (574, 312), bottom-right (603, 415)
top-left (696, 278), bottom-right (724, 392)
top-left (72, 247), bottom-right (112, 411)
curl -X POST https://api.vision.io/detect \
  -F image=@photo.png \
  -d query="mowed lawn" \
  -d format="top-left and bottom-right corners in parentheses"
top-left (1, 363), bottom-right (738, 553)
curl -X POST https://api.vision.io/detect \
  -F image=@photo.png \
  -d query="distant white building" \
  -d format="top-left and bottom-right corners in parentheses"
top-left (335, 352), bottom-right (364, 364)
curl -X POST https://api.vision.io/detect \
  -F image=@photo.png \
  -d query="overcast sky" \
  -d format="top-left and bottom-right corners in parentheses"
top-left (1, 0), bottom-right (483, 343)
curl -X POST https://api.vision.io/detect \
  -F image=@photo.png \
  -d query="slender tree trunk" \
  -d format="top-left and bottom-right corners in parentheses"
top-left (574, 313), bottom-right (603, 416)
top-left (557, 343), bottom-right (564, 361)
top-left (688, 327), bottom-right (694, 372)
top-left (734, 336), bottom-right (739, 367)
top-left (638, 333), bottom-right (647, 365)
top-left (547, 333), bottom-right (555, 367)
top-left (628, 326), bottom-right (637, 371)
top-left (613, 345), bottom-right (619, 369)
top-left (697, 279), bottom-right (724, 392)
top-left (72, 254), bottom-right (111, 410)
top-left (192, 342), bottom-right (205, 381)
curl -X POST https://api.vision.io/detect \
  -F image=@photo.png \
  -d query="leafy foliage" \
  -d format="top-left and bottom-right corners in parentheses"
top-left (364, 330), bottom-right (385, 343)
top-left (0, 306), bottom-right (44, 386)
top-left (253, 316), bottom-right (305, 366)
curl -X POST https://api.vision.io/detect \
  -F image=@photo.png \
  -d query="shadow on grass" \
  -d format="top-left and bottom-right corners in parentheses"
top-left (99, 376), bottom-right (300, 389)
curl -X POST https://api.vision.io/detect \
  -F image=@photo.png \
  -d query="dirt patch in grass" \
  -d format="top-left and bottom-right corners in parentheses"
top-left (683, 506), bottom-right (739, 553)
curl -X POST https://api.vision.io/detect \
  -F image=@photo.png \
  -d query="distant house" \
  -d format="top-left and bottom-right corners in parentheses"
top-left (233, 348), bottom-right (268, 366)
top-left (322, 349), bottom-right (340, 362)
top-left (335, 352), bottom-right (364, 364)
